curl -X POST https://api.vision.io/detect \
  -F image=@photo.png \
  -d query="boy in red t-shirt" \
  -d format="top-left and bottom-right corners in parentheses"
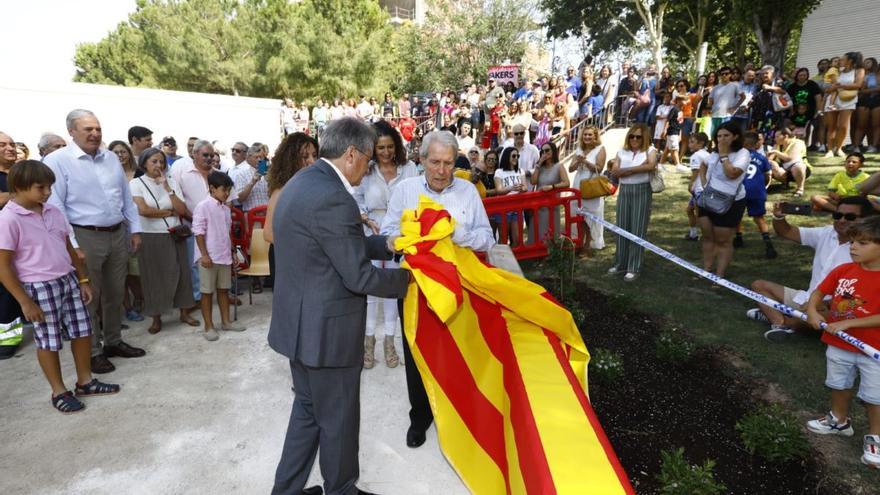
top-left (806, 215), bottom-right (880, 468)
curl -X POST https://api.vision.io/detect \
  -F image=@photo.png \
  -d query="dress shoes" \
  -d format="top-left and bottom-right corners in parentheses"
top-left (103, 341), bottom-right (146, 358)
top-left (90, 354), bottom-right (116, 374)
top-left (301, 486), bottom-right (323, 495)
top-left (406, 425), bottom-right (426, 448)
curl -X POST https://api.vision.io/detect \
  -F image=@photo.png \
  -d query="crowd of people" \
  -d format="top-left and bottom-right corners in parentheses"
top-left (2, 48), bottom-right (880, 490)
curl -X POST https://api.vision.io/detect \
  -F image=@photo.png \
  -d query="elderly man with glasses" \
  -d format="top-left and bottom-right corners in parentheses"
top-left (381, 130), bottom-right (494, 450)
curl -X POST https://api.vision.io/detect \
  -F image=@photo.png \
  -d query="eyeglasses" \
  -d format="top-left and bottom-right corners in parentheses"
top-left (232, 148), bottom-right (246, 153)
top-left (832, 212), bottom-right (859, 221)
top-left (200, 152), bottom-right (212, 158)
top-left (629, 135), bottom-right (643, 140)
top-left (513, 132), bottom-right (525, 136)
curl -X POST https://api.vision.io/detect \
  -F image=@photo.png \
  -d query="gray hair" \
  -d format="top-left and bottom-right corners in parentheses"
top-left (65, 109), bottom-right (97, 130)
top-left (191, 139), bottom-right (213, 155)
top-left (318, 117), bottom-right (377, 160)
top-left (235, 141), bottom-right (247, 151)
top-left (246, 143), bottom-right (264, 158)
top-left (760, 65), bottom-right (775, 74)
top-left (37, 133), bottom-right (65, 154)
top-left (420, 130), bottom-right (459, 159)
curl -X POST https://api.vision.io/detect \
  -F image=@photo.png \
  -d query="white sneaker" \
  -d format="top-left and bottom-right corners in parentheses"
top-left (746, 308), bottom-right (770, 324)
top-left (863, 435), bottom-right (880, 468)
top-left (623, 272), bottom-right (639, 282)
top-left (764, 324), bottom-right (795, 343)
top-left (836, 148), bottom-right (847, 158)
top-left (607, 267), bottom-right (621, 275)
top-left (823, 150), bottom-right (834, 159)
top-left (806, 411), bottom-right (854, 436)
top-left (675, 164), bottom-right (691, 173)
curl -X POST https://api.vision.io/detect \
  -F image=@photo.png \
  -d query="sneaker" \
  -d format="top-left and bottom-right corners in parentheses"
top-left (765, 243), bottom-right (778, 259)
top-left (823, 150), bottom-right (834, 159)
top-left (863, 435), bottom-right (880, 468)
top-left (851, 145), bottom-right (862, 154)
top-left (806, 411), bottom-right (854, 436)
top-left (125, 309), bottom-right (144, 322)
top-left (607, 266), bottom-right (621, 275)
top-left (623, 272), bottom-right (639, 282)
top-left (867, 146), bottom-right (879, 153)
top-left (675, 164), bottom-right (691, 173)
top-left (683, 233), bottom-right (699, 241)
top-left (746, 308), bottom-right (770, 324)
top-left (764, 324), bottom-right (795, 343)
top-left (817, 144), bottom-right (826, 153)
top-left (221, 323), bottom-right (246, 332)
top-left (204, 329), bottom-right (219, 341)
top-left (836, 148), bottom-right (846, 158)
top-left (733, 235), bottom-right (744, 249)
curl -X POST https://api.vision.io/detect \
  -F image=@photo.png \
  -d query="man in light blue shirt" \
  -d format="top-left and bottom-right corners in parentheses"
top-left (380, 130), bottom-right (494, 449)
top-left (44, 109), bottom-right (146, 374)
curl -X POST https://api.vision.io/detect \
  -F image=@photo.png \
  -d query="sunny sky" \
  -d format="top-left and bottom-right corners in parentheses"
top-left (5, 1), bottom-right (137, 85)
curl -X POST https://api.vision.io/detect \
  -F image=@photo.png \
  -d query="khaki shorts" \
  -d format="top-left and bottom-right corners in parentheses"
top-left (782, 286), bottom-right (806, 311)
top-left (199, 264), bottom-right (232, 294)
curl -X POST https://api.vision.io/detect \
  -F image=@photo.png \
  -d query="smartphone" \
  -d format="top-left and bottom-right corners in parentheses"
top-left (780, 202), bottom-right (812, 216)
top-left (257, 158), bottom-right (269, 176)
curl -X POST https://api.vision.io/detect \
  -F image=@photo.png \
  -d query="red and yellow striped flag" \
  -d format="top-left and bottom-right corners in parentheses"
top-left (395, 196), bottom-right (634, 495)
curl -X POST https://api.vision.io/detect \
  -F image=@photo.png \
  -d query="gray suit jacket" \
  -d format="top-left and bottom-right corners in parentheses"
top-left (268, 159), bottom-right (409, 367)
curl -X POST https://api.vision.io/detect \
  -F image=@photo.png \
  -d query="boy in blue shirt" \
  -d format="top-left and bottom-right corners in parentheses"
top-left (735, 132), bottom-right (777, 259)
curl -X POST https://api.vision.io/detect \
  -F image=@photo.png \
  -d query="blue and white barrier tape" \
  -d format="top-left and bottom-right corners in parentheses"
top-left (578, 208), bottom-right (880, 362)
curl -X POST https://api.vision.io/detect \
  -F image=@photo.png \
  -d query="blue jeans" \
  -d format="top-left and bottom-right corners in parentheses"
top-left (186, 236), bottom-right (200, 302)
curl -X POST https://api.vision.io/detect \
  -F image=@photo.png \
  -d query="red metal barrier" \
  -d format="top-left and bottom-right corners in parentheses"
top-left (483, 189), bottom-right (584, 260)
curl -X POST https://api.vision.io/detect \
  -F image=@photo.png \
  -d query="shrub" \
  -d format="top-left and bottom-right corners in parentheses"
top-left (655, 327), bottom-right (696, 364)
top-left (656, 447), bottom-right (726, 495)
top-left (736, 404), bottom-right (809, 463)
top-left (544, 236), bottom-right (576, 304)
top-left (570, 306), bottom-right (587, 329)
top-left (589, 348), bottom-right (624, 383)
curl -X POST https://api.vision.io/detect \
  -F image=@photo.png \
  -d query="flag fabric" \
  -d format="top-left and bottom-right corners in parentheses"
top-left (395, 196), bottom-right (634, 495)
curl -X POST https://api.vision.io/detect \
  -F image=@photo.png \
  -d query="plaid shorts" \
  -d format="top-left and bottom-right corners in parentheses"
top-left (23, 273), bottom-right (92, 351)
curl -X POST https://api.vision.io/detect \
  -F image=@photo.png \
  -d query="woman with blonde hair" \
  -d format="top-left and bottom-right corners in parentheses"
top-left (569, 125), bottom-right (607, 250)
top-left (607, 123), bottom-right (657, 280)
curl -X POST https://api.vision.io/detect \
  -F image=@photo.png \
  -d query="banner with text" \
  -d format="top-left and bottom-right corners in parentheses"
top-left (488, 65), bottom-right (519, 86)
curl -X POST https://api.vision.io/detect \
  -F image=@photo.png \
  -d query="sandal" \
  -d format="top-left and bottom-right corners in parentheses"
top-left (148, 320), bottom-right (162, 334)
top-left (793, 189), bottom-right (804, 198)
top-left (52, 391), bottom-right (85, 414)
top-left (179, 315), bottom-right (200, 327)
top-left (75, 378), bottom-right (121, 397)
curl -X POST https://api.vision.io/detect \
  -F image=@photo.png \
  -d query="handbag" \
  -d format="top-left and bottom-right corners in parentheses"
top-left (838, 89), bottom-right (858, 102)
top-left (580, 176), bottom-right (614, 199)
top-left (771, 92), bottom-right (792, 112)
top-left (649, 168), bottom-right (665, 193)
top-left (695, 156), bottom-right (741, 214)
top-left (139, 178), bottom-right (191, 241)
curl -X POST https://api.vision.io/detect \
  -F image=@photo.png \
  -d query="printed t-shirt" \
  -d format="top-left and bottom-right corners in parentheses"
top-left (817, 262), bottom-right (880, 353)
top-left (743, 150), bottom-right (771, 200)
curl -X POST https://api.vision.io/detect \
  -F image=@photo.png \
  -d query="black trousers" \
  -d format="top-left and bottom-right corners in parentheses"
top-left (398, 298), bottom-right (434, 431)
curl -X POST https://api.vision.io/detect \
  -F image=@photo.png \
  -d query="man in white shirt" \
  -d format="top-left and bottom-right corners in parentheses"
top-left (748, 197), bottom-right (874, 342)
top-left (356, 95), bottom-right (374, 121)
top-left (37, 133), bottom-right (67, 160)
top-left (381, 130), bottom-right (494, 449)
top-left (708, 67), bottom-right (745, 130)
top-left (232, 144), bottom-right (269, 212)
top-left (44, 109), bottom-right (145, 374)
top-left (456, 122), bottom-right (475, 154)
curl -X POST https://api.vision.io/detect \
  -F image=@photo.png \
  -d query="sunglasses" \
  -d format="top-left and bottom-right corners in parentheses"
top-left (232, 148), bottom-right (246, 153)
top-left (832, 212), bottom-right (859, 221)
top-left (629, 135), bottom-right (643, 140)
top-left (201, 152), bottom-right (213, 158)
top-left (514, 132), bottom-right (525, 136)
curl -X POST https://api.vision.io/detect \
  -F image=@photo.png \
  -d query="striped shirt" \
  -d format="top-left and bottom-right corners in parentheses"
top-left (381, 176), bottom-right (495, 252)
top-left (231, 164), bottom-right (269, 211)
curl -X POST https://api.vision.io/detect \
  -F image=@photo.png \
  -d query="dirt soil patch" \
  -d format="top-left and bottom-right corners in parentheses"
top-left (574, 283), bottom-right (846, 494)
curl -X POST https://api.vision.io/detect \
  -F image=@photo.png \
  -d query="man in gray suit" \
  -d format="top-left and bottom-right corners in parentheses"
top-left (268, 118), bottom-right (410, 495)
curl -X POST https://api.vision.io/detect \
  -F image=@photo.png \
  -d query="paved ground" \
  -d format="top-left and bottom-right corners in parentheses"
top-left (0, 291), bottom-right (468, 495)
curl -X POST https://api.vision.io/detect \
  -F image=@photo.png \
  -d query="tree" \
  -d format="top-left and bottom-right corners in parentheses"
top-left (734, 0), bottom-right (822, 70)
top-left (542, 0), bottom-right (670, 68)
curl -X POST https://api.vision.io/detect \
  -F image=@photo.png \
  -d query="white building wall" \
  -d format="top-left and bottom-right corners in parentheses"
top-left (0, 81), bottom-right (283, 158)
top-left (796, 0), bottom-right (880, 70)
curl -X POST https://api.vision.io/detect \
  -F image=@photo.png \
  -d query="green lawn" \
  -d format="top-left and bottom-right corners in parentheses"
top-left (525, 150), bottom-right (880, 488)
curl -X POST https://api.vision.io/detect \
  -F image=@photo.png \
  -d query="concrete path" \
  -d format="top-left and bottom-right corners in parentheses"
top-left (0, 292), bottom-right (469, 495)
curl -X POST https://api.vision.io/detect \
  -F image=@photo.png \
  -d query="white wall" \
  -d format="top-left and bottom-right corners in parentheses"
top-left (796, 0), bottom-right (880, 70)
top-left (0, 81), bottom-right (283, 158)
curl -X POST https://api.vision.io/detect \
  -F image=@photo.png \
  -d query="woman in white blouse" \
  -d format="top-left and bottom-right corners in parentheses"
top-left (354, 120), bottom-right (418, 369)
top-left (130, 148), bottom-right (198, 334)
top-left (698, 121), bottom-right (750, 278)
top-left (607, 123), bottom-right (657, 281)
top-left (569, 125), bottom-right (607, 250)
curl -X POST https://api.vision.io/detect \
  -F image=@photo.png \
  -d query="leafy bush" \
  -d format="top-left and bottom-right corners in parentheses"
top-left (655, 327), bottom-right (696, 364)
top-left (570, 306), bottom-right (587, 329)
top-left (736, 404), bottom-right (809, 462)
top-left (589, 348), bottom-right (625, 383)
top-left (656, 447), bottom-right (727, 495)
top-left (544, 236), bottom-right (576, 304)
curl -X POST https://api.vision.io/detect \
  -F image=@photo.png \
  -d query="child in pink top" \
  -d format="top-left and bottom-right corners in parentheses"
top-left (192, 172), bottom-right (245, 341)
top-left (0, 160), bottom-right (119, 414)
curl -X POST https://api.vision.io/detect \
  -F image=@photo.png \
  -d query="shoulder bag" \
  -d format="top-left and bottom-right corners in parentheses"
top-left (695, 156), bottom-right (741, 214)
top-left (649, 167), bottom-right (665, 193)
top-left (838, 89), bottom-right (858, 102)
top-left (138, 178), bottom-right (192, 241)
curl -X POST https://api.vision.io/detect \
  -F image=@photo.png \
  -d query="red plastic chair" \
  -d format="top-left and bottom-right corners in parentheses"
top-left (246, 205), bottom-right (268, 240)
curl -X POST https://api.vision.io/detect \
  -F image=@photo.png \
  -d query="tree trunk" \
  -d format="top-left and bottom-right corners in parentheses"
top-left (752, 14), bottom-right (789, 71)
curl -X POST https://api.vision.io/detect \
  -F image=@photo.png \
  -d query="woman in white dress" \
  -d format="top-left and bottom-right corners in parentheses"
top-left (823, 52), bottom-right (866, 157)
top-left (354, 121), bottom-right (418, 369)
top-left (569, 125), bottom-right (607, 250)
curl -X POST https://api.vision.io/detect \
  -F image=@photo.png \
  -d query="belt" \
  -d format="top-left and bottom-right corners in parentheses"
top-left (71, 222), bottom-right (123, 232)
